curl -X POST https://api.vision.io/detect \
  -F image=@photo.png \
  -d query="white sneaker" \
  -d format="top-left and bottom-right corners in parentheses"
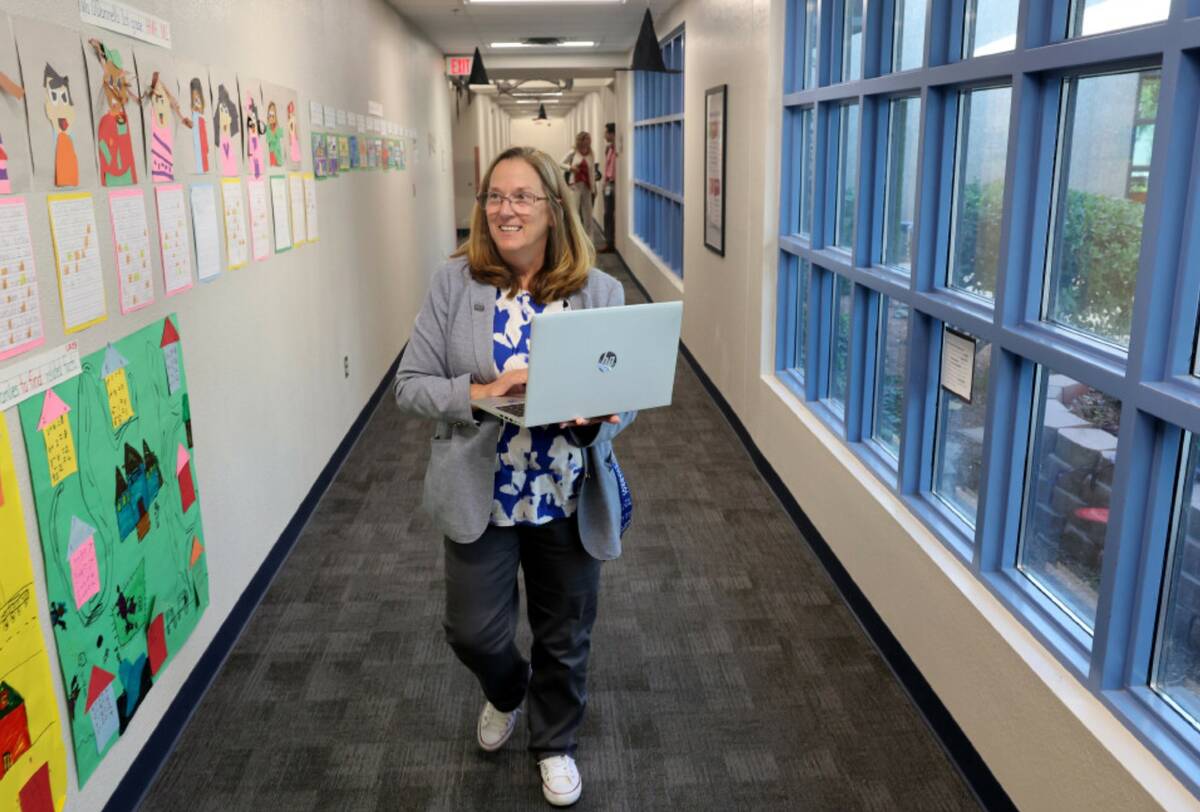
top-left (477, 701), bottom-right (521, 751)
top-left (538, 755), bottom-right (582, 807)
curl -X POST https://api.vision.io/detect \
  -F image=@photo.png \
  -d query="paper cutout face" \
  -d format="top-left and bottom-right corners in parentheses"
top-left (147, 79), bottom-right (174, 182)
top-left (287, 101), bottom-right (300, 163)
top-left (189, 80), bottom-right (205, 116)
top-left (189, 78), bottom-right (209, 174)
top-left (244, 93), bottom-right (265, 178)
top-left (265, 101), bottom-right (283, 167)
top-left (214, 84), bottom-right (239, 176)
top-left (150, 82), bottom-right (170, 131)
top-left (42, 64), bottom-right (79, 188)
top-left (88, 40), bottom-right (138, 187)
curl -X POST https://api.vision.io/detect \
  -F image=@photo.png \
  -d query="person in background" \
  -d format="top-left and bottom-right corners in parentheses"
top-left (561, 131), bottom-right (600, 244)
top-left (600, 122), bottom-right (617, 253)
top-left (394, 145), bottom-right (634, 808)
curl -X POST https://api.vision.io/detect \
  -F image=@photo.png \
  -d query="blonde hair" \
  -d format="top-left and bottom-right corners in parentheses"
top-left (575, 131), bottom-right (592, 153)
top-left (453, 146), bottom-right (595, 304)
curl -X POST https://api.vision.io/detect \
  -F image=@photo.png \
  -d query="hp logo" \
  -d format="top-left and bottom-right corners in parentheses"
top-left (597, 351), bottom-right (618, 373)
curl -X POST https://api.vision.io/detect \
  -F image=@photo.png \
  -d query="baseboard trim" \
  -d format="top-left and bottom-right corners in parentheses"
top-left (102, 351), bottom-right (404, 812)
top-left (613, 250), bottom-right (1015, 812)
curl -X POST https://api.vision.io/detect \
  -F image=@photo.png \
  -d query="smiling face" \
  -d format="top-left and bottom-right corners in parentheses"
top-left (218, 103), bottom-right (231, 137)
top-left (43, 68), bottom-right (74, 133)
top-left (486, 158), bottom-right (553, 267)
top-left (267, 102), bottom-right (278, 130)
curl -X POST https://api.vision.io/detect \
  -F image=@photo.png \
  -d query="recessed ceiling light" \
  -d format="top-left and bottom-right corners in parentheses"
top-left (559, 41), bottom-right (595, 46)
top-left (471, 0), bottom-right (623, 4)
top-left (490, 42), bottom-right (527, 48)
top-left (512, 91), bottom-right (564, 97)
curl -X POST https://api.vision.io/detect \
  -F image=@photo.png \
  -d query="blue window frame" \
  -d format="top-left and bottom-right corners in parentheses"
top-left (775, 0), bottom-right (1200, 796)
top-left (633, 26), bottom-right (685, 277)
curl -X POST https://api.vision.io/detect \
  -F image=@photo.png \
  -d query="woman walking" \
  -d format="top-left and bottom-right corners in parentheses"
top-left (394, 146), bottom-right (633, 807)
top-left (561, 131), bottom-right (600, 245)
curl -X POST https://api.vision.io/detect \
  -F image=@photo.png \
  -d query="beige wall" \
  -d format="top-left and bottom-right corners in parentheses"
top-left (451, 93), bottom-right (511, 230)
top-left (0, 0), bottom-right (455, 808)
top-left (510, 116), bottom-right (572, 159)
top-left (614, 0), bottom-right (1200, 808)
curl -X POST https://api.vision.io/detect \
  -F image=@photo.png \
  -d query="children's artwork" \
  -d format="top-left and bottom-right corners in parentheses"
top-left (268, 175), bottom-right (291, 252)
top-left (348, 135), bottom-right (360, 169)
top-left (13, 18), bottom-right (98, 190)
top-left (397, 137), bottom-right (407, 171)
top-left (0, 417), bottom-right (69, 812)
top-left (260, 82), bottom-right (290, 170)
top-left (240, 78), bottom-right (265, 180)
top-left (154, 184), bottom-right (192, 296)
top-left (311, 131), bottom-right (327, 179)
top-left (246, 178), bottom-right (270, 261)
top-left (287, 173), bottom-right (306, 244)
top-left (219, 178), bottom-right (248, 270)
top-left (208, 70), bottom-right (240, 177)
top-left (188, 184), bottom-right (221, 281)
top-left (134, 48), bottom-right (192, 185)
top-left (285, 90), bottom-right (302, 170)
top-left (0, 14), bottom-right (31, 196)
top-left (17, 317), bottom-right (210, 786)
top-left (177, 61), bottom-right (210, 175)
top-left (47, 193), bottom-right (106, 333)
top-left (107, 188), bottom-right (154, 314)
top-left (303, 173), bottom-right (318, 242)
top-left (337, 135), bottom-right (350, 172)
top-left (85, 38), bottom-right (143, 188)
top-left (0, 197), bottom-right (45, 361)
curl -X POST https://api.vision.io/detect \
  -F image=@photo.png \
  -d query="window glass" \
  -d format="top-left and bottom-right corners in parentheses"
top-left (948, 86), bottom-right (1011, 300)
top-left (1044, 68), bottom-right (1160, 350)
top-left (932, 334), bottom-right (991, 527)
top-left (963, 0), bottom-right (1017, 58)
top-left (873, 297), bottom-right (910, 459)
top-left (1071, 0), bottom-right (1169, 37)
top-left (1153, 433), bottom-right (1200, 730)
top-left (795, 259), bottom-right (812, 382)
top-left (800, 107), bottom-right (816, 238)
top-left (843, 0), bottom-right (864, 82)
top-left (835, 102), bottom-right (860, 252)
top-left (883, 96), bottom-right (920, 274)
top-left (894, 0), bottom-right (928, 72)
top-left (1017, 371), bottom-right (1121, 631)
top-left (829, 274), bottom-right (853, 416)
top-left (803, 0), bottom-right (820, 89)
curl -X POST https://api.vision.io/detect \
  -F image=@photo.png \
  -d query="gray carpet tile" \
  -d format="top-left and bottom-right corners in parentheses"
top-left (141, 255), bottom-right (979, 811)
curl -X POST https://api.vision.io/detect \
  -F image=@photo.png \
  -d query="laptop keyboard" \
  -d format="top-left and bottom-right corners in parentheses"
top-left (496, 403), bottom-right (525, 418)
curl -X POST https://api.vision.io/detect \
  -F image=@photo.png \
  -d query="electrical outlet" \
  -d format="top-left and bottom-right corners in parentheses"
top-left (343, 355), bottom-right (350, 379)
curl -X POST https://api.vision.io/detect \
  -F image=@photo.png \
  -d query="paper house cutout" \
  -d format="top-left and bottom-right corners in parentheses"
top-left (176, 443), bottom-right (194, 513)
top-left (115, 441), bottom-right (162, 540)
top-left (0, 681), bottom-right (32, 780)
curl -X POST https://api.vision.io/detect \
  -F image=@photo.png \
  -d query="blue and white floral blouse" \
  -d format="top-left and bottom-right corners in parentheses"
top-left (490, 289), bottom-right (585, 526)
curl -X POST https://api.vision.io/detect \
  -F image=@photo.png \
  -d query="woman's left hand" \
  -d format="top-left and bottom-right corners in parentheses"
top-left (559, 415), bottom-right (620, 429)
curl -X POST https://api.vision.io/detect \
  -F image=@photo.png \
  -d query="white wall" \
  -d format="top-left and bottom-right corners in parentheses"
top-left (613, 0), bottom-right (1200, 809)
top-left (0, 0), bottom-right (456, 808)
top-left (451, 92), bottom-right (511, 230)
top-left (510, 116), bottom-right (571, 159)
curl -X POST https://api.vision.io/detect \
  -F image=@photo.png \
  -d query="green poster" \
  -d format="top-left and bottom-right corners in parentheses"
top-left (18, 316), bottom-right (209, 785)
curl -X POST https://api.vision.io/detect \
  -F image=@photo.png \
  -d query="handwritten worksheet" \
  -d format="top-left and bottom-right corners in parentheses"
top-left (303, 173), bottom-right (318, 242)
top-left (190, 184), bottom-right (222, 281)
top-left (288, 172), bottom-right (306, 244)
top-left (47, 193), bottom-right (107, 333)
top-left (246, 178), bottom-right (270, 262)
top-left (155, 184), bottom-right (193, 296)
top-left (220, 178), bottom-right (249, 270)
top-left (0, 197), bottom-right (45, 361)
top-left (108, 188), bottom-right (155, 314)
top-left (269, 175), bottom-right (291, 252)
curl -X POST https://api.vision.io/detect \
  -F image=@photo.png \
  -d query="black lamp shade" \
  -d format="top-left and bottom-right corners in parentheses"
top-left (630, 9), bottom-right (669, 73)
top-left (536, 103), bottom-right (548, 120)
top-left (467, 47), bottom-right (490, 85)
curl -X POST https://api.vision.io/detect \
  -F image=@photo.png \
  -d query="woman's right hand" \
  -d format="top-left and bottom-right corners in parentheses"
top-left (470, 368), bottom-right (528, 400)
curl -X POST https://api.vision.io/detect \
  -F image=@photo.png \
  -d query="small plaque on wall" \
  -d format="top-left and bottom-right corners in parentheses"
top-left (704, 84), bottom-right (727, 256)
top-left (941, 327), bottom-right (977, 403)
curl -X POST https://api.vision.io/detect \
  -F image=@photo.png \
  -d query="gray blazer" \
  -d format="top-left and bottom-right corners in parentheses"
top-left (394, 256), bottom-right (635, 561)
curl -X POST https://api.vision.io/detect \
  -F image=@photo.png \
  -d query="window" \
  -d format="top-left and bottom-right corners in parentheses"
top-left (1043, 68), bottom-right (1160, 350)
top-left (1017, 371), bottom-right (1121, 632)
top-left (803, 0), bottom-right (820, 89)
top-left (873, 297), bottom-right (910, 459)
top-left (632, 28), bottom-right (685, 276)
top-left (932, 332), bottom-right (991, 528)
top-left (828, 274), bottom-right (854, 416)
top-left (893, 0), bottom-right (927, 72)
top-left (883, 96), bottom-right (920, 273)
top-left (835, 102), bottom-right (860, 252)
top-left (1153, 434), bottom-right (1200, 730)
top-left (800, 107), bottom-right (817, 238)
top-left (947, 86), bottom-right (1011, 301)
top-left (1069, 0), bottom-right (1169, 38)
top-left (777, 0), bottom-right (1200, 789)
top-left (963, 0), bottom-right (1017, 58)
top-left (842, 0), bottom-right (864, 82)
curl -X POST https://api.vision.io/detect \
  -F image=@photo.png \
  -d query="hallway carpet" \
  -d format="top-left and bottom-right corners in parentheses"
top-left (141, 256), bottom-right (979, 810)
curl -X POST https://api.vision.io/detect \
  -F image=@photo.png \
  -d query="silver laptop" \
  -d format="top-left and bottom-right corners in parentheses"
top-left (472, 300), bottom-right (683, 427)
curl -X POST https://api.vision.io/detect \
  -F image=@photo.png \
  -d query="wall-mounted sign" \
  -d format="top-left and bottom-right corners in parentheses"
top-left (704, 84), bottom-right (727, 257)
top-left (940, 327), bottom-right (977, 403)
top-left (446, 55), bottom-right (473, 77)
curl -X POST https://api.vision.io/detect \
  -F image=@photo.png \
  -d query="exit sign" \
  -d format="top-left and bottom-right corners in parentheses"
top-left (446, 56), bottom-right (473, 77)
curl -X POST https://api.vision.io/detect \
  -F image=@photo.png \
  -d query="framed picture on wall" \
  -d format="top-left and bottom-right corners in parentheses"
top-left (704, 84), bottom-right (727, 256)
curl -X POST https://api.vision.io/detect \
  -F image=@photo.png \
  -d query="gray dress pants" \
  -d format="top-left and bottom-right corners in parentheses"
top-left (443, 515), bottom-right (602, 758)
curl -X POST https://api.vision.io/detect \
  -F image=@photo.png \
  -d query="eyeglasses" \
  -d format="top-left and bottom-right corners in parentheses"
top-left (480, 191), bottom-right (550, 213)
